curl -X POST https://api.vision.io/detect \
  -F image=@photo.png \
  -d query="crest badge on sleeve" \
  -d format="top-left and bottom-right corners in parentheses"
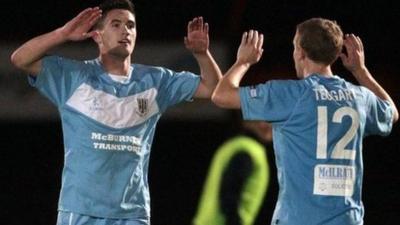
top-left (250, 85), bottom-right (258, 98)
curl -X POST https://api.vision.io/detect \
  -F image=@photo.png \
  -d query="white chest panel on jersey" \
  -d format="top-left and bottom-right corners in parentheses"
top-left (66, 83), bottom-right (159, 129)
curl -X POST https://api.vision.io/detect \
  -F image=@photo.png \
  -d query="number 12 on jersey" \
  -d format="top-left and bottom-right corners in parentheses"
top-left (316, 106), bottom-right (359, 160)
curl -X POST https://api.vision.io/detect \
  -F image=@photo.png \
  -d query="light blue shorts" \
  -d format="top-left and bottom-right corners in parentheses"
top-left (56, 211), bottom-right (149, 225)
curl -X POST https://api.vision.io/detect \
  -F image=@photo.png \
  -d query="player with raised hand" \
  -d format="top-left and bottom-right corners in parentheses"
top-left (11, 0), bottom-right (222, 224)
top-left (212, 18), bottom-right (397, 225)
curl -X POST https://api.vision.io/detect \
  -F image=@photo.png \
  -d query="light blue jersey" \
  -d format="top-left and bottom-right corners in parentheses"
top-left (57, 211), bottom-right (148, 225)
top-left (239, 74), bottom-right (393, 225)
top-left (29, 55), bottom-right (200, 220)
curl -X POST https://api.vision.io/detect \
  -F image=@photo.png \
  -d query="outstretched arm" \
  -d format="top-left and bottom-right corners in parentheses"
top-left (184, 17), bottom-right (222, 98)
top-left (340, 34), bottom-right (398, 123)
top-left (10, 7), bottom-right (102, 76)
top-left (212, 30), bottom-right (264, 109)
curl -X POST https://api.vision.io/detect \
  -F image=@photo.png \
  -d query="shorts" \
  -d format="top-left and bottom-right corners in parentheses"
top-left (56, 211), bottom-right (149, 225)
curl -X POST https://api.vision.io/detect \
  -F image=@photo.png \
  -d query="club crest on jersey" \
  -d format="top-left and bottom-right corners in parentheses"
top-left (89, 97), bottom-right (103, 112)
top-left (136, 98), bottom-right (149, 116)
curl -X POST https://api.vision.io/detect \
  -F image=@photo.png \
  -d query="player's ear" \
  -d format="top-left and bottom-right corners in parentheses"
top-left (92, 30), bottom-right (102, 44)
top-left (298, 46), bottom-right (307, 60)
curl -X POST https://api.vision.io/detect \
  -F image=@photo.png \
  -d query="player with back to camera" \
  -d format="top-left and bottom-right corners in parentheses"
top-left (212, 18), bottom-right (398, 225)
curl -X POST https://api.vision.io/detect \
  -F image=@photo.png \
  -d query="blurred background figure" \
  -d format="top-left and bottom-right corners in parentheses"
top-left (193, 119), bottom-right (272, 225)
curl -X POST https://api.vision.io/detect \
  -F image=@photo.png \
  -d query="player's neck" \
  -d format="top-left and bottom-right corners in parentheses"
top-left (303, 61), bottom-right (333, 78)
top-left (99, 54), bottom-right (131, 76)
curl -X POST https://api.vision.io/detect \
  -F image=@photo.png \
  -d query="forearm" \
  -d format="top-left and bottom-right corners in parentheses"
top-left (193, 50), bottom-right (222, 98)
top-left (212, 61), bottom-right (251, 109)
top-left (354, 67), bottom-right (399, 122)
top-left (11, 28), bottom-right (67, 75)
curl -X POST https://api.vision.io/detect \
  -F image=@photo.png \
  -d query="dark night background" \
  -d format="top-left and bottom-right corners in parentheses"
top-left (1, 0), bottom-right (399, 225)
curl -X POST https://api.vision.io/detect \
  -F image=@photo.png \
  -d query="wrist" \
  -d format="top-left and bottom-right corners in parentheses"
top-left (54, 27), bottom-right (70, 43)
top-left (235, 59), bottom-right (251, 69)
top-left (352, 66), bottom-right (369, 79)
top-left (192, 49), bottom-right (210, 58)
top-left (192, 50), bottom-right (213, 65)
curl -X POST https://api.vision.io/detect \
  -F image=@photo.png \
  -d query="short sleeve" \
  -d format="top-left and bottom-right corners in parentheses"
top-left (239, 80), bottom-right (304, 123)
top-left (28, 55), bottom-right (86, 106)
top-left (157, 68), bottom-right (201, 111)
top-left (363, 88), bottom-right (394, 136)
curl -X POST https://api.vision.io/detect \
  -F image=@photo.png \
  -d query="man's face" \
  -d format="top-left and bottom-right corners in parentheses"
top-left (293, 31), bottom-right (304, 78)
top-left (97, 9), bottom-right (136, 58)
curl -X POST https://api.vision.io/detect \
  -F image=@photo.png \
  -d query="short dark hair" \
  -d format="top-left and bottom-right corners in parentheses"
top-left (296, 18), bottom-right (343, 65)
top-left (94, 0), bottom-right (135, 29)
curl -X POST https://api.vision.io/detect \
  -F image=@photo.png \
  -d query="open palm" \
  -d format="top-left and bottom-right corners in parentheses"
top-left (60, 7), bottom-right (102, 41)
top-left (237, 30), bottom-right (264, 65)
top-left (184, 17), bottom-right (209, 54)
top-left (340, 34), bottom-right (365, 73)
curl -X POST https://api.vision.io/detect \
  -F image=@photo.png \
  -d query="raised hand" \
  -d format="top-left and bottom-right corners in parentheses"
top-left (340, 34), bottom-right (366, 74)
top-left (184, 17), bottom-right (209, 54)
top-left (237, 30), bottom-right (264, 65)
top-left (59, 7), bottom-right (102, 41)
